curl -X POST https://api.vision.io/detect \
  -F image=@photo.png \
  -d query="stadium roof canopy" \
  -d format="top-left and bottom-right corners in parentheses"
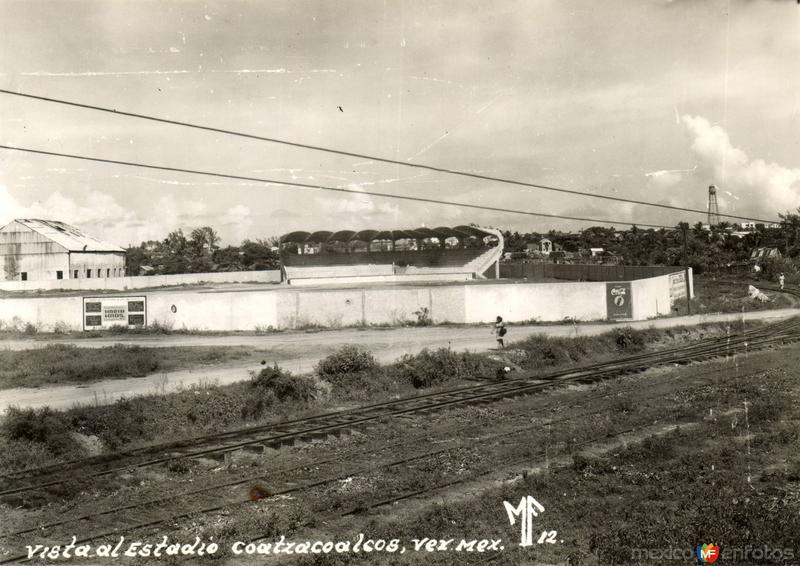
top-left (280, 225), bottom-right (494, 244)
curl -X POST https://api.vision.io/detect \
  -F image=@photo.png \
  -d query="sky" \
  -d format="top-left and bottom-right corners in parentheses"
top-left (0, 0), bottom-right (798, 246)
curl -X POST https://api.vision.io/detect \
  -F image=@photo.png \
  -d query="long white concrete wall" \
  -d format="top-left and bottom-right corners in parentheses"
top-left (0, 272), bottom-right (686, 332)
top-left (631, 274), bottom-right (672, 320)
top-left (465, 281), bottom-right (607, 323)
top-left (0, 270), bottom-right (282, 292)
top-left (148, 290), bottom-right (279, 331)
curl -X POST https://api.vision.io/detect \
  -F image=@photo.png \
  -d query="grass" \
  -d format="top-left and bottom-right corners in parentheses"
top-left (0, 320), bottom-right (773, 477)
top-left (690, 275), bottom-right (795, 314)
top-left (0, 344), bottom-right (256, 389)
top-left (504, 321), bottom-right (749, 373)
top-left (317, 364), bottom-right (800, 566)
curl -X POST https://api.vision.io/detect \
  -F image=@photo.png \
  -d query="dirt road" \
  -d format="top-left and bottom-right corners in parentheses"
top-left (0, 308), bottom-right (796, 412)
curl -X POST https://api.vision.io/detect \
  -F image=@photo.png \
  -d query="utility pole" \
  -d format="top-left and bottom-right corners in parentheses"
top-left (682, 223), bottom-right (691, 315)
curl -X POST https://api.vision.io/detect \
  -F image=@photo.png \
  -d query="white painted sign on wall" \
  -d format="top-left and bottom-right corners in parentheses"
top-left (669, 272), bottom-right (686, 304)
top-left (83, 296), bottom-right (147, 330)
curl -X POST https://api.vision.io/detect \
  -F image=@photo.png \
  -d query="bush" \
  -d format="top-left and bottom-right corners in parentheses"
top-left (53, 321), bottom-right (71, 334)
top-left (252, 364), bottom-right (316, 402)
top-left (614, 327), bottom-right (645, 350)
top-left (316, 346), bottom-right (379, 378)
top-left (412, 307), bottom-right (432, 326)
top-left (391, 348), bottom-right (498, 388)
top-left (2, 406), bottom-right (79, 456)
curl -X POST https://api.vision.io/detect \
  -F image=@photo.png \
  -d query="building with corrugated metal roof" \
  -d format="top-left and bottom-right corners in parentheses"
top-left (0, 219), bottom-right (125, 281)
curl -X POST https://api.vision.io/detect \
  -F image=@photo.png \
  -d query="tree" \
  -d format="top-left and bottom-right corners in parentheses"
top-left (213, 246), bottom-right (245, 272)
top-left (187, 226), bottom-right (221, 272)
top-left (3, 254), bottom-right (19, 280)
top-left (239, 239), bottom-right (280, 270)
top-left (155, 230), bottom-right (190, 274)
top-left (124, 244), bottom-right (149, 276)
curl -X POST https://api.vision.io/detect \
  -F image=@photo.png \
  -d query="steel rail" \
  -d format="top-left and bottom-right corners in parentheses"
top-left (1, 317), bottom-right (797, 499)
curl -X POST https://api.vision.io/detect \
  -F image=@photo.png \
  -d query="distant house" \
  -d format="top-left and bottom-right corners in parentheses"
top-left (749, 247), bottom-right (782, 262)
top-left (0, 219), bottom-right (125, 281)
top-left (589, 247), bottom-right (604, 257)
top-left (526, 239), bottom-right (563, 259)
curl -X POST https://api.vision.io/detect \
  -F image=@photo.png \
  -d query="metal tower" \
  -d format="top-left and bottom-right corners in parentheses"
top-left (707, 184), bottom-right (721, 226)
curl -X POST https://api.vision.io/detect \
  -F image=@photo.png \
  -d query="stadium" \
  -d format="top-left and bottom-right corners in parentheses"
top-left (0, 219), bottom-right (692, 332)
top-left (278, 225), bottom-right (504, 286)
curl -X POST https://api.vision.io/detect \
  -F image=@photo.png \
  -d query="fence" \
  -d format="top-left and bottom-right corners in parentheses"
top-left (0, 269), bottom-right (282, 292)
top-left (499, 263), bottom-right (679, 282)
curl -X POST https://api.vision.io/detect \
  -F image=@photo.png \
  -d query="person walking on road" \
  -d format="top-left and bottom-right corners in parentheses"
top-left (779, 272), bottom-right (786, 290)
top-left (494, 316), bottom-right (507, 349)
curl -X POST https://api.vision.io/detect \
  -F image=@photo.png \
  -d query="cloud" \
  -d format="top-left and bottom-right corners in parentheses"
top-left (218, 204), bottom-right (254, 242)
top-left (681, 115), bottom-right (800, 218)
top-left (0, 183), bottom-right (137, 231)
top-left (645, 170), bottom-right (683, 190)
top-left (315, 182), bottom-right (401, 221)
top-left (0, 184), bottom-right (253, 246)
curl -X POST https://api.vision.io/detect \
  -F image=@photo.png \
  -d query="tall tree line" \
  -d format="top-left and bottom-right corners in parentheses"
top-left (126, 227), bottom-right (280, 275)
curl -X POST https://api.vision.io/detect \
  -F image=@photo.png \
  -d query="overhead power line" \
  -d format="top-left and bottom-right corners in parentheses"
top-left (0, 88), bottom-right (783, 226)
top-left (0, 144), bottom-right (675, 229)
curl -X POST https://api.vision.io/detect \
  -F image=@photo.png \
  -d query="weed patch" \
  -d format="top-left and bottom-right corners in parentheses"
top-left (0, 344), bottom-right (252, 389)
top-left (252, 365), bottom-right (317, 402)
top-left (390, 348), bottom-right (500, 388)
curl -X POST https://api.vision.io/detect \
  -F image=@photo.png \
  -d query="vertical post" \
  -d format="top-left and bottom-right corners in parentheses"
top-left (682, 223), bottom-right (691, 315)
top-left (278, 234), bottom-right (285, 283)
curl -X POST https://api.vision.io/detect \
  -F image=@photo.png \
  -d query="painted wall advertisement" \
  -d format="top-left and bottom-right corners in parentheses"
top-left (606, 282), bottom-right (632, 320)
top-left (669, 272), bottom-right (687, 305)
top-left (83, 296), bottom-right (147, 330)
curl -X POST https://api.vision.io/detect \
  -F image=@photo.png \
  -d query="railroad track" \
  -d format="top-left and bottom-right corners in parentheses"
top-left (0, 371), bottom-right (729, 564)
top-left (1, 317), bottom-right (797, 563)
top-left (1, 316), bottom-right (798, 503)
top-left (3, 359), bottom-right (709, 545)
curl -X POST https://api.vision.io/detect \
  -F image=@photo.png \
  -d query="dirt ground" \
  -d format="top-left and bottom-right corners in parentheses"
top-left (1, 308), bottom-right (796, 412)
top-left (4, 335), bottom-right (799, 566)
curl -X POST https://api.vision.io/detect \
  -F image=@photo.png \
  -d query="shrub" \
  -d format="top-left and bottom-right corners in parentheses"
top-left (614, 327), bottom-right (645, 350)
top-left (53, 321), bottom-right (71, 334)
top-left (2, 406), bottom-right (80, 456)
top-left (391, 348), bottom-right (498, 388)
top-left (412, 307), bottom-right (432, 326)
top-left (241, 390), bottom-right (277, 420)
top-left (23, 322), bottom-right (38, 335)
top-left (316, 346), bottom-right (379, 378)
top-left (252, 364), bottom-right (316, 402)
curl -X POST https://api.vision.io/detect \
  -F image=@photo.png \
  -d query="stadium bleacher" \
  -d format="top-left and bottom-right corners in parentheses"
top-left (279, 225), bottom-right (503, 285)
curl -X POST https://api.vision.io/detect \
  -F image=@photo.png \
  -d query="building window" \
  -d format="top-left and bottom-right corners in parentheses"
top-left (74, 270), bottom-right (79, 279)
top-left (97, 269), bottom-right (101, 278)
top-left (56, 271), bottom-right (63, 280)
top-left (107, 268), bottom-right (111, 277)
top-left (20, 272), bottom-right (27, 281)
top-left (86, 270), bottom-right (91, 278)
